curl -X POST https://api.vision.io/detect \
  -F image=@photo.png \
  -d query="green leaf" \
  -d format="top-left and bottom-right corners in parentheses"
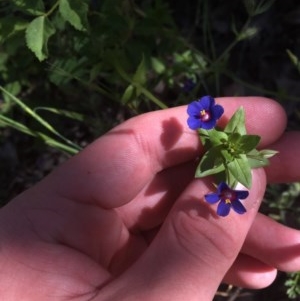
top-left (25, 16), bottom-right (56, 61)
top-left (34, 107), bottom-right (84, 121)
top-left (0, 114), bottom-right (78, 155)
top-left (220, 148), bottom-right (234, 163)
top-left (59, 0), bottom-right (89, 31)
top-left (248, 156), bottom-right (269, 168)
top-left (195, 146), bottom-right (225, 178)
top-left (0, 17), bottom-right (28, 43)
top-left (226, 169), bottom-right (239, 189)
top-left (238, 27), bottom-right (258, 41)
top-left (114, 58), bottom-right (167, 109)
top-left (224, 107), bottom-right (247, 135)
top-left (0, 86), bottom-right (81, 152)
top-left (2, 82), bottom-right (21, 102)
top-left (213, 168), bottom-right (238, 189)
top-left (227, 154), bottom-right (252, 188)
top-left (151, 57), bottom-right (166, 74)
top-left (227, 132), bottom-right (241, 144)
top-left (0, 113), bottom-right (35, 135)
top-left (49, 57), bottom-right (88, 86)
top-left (243, 0), bottom-right (275, 17)
top-left (121, 85), bottom-right (135, 105)
top-left (133, 56), bottom-right (147, 86)
top-left (12, 0), bottom-right (45, 15)
top-left (287, 49), bottom-right (300, 73)
top-left (246, 149), bottom-right (269, 168)
top-left (235, 134), bottom-right (261, 153)
top-left (198, 128), bottom-right (228, 147)
top-left (259, 149), bottom-right (279, 159)
top-left (195, 160), bottom-right (225, 178)
top-left (246, 149), bottom-right (278, 168)
top-left (120, 58), bottom-right (147, 105)
top-left (254, 0), bottom-right (275, 15)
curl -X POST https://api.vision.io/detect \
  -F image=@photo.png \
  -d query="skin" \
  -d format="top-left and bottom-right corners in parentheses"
top-left (0, 97), bottom-right (299, 301)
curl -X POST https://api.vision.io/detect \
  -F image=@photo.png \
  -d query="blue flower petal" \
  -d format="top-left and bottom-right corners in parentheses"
top-left (235, 190), bottom-right (249, 200)
top-left (187, 117), bottom-right (202, 130)
top-left (182, 79), bottom-right (196, 92)
top-left (231, 200), bottom-right (247, 214)
top-left (205, 193), bottom-right (220, 204)
top-left (212, 104), bottom-right (224, 119)
top-left (201, 118), bottom-right (217, 130)
top-left (200, 95), bottom-right (214, 110)
top-left (217, 201), bottom-right (231, 216)
top-left (218, 182), bottom-right (229, 193)
top-left (187, 101), bottom-right (202, 116)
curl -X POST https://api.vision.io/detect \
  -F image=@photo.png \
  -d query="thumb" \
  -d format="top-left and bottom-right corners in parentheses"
top-left (101, 168), bottom-right (266, 301)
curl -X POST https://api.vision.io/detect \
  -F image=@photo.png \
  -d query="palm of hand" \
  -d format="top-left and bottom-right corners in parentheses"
top-left (0, 98), bottom-right (299, 301)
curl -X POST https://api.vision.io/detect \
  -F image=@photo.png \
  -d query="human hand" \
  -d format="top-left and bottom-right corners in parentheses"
top-left (0, 97), bottom-right (299, 301)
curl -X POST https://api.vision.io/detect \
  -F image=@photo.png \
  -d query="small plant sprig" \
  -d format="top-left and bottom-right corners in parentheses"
top-left (285, 272), bottom-right (300, 299)
top-left (187, 95), bottom-right (277, 216)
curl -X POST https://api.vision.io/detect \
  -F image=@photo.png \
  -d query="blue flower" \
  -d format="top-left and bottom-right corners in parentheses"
top-left (204, 182), bottom-right (248, 217)
top-left (187, 95), bottom-right (224, 130)
top-left (181, 78), bottom-right (196, 93)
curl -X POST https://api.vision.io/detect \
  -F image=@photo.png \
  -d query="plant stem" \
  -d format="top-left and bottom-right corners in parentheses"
top-left (45, 1), bottom-right (59, 18)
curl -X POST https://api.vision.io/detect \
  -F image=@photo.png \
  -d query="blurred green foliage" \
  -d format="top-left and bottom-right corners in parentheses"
top-left (1, 0), bottom-right (300, 143)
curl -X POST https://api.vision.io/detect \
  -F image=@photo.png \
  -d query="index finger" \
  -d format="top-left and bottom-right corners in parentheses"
top-left (41, 97), bottom-right (286, 208)
top-left (265, 131), bottom-right (300, 183)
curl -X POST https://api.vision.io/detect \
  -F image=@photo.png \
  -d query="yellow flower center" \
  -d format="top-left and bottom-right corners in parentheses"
top-left (199, 109), bottom-right (211, 121)
top-left (225, 199), bottom-right (231, 204)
